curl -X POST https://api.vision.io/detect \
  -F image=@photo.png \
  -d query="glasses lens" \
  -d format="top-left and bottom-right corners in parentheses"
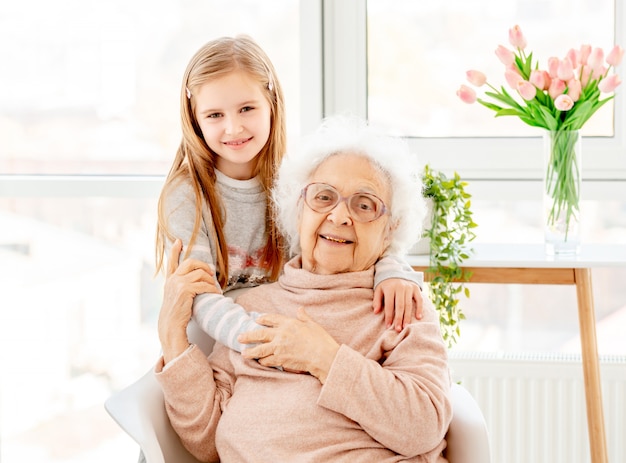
top-left (305, 184), bottom-right (339, 212)
top-left (348, 194), bottom-right (382, 222)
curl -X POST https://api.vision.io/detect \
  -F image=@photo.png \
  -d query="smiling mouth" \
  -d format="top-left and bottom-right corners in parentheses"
top-left (321, 234), bottom-right (353, 244)
top-left (224, 137), bottom-right (252, 146)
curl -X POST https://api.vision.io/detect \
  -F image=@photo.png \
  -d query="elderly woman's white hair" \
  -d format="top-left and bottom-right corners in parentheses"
top-left (273, 114), bottom-right (426, 256)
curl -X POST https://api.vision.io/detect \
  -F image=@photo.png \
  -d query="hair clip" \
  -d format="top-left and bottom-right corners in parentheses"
top-left (186, 87), bottom-right (191, 99)
top-left (267, 80), bottom-right (274, 92)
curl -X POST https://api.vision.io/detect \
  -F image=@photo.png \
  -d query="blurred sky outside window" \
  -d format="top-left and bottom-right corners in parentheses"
top-left (0, 0), bottom-right (300, 175)
top-left (367, 0), bottom-right (616, 137)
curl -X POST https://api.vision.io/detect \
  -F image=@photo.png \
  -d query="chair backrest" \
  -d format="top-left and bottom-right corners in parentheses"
top-left (104, 288), bottom-right (248, 463)
top-left (104, 317), bottom-right (216, 463)
top-left (445, 383), bottom-right (492, 463)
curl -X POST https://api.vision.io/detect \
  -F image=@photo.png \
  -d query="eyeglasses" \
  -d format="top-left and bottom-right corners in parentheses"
top-left (301, 183), bottom-right (388, 223)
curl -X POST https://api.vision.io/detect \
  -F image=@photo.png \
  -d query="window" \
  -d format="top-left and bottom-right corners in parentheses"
top-left (367, 0), bottom-right (617, 138)
top-left (0, 1), bottom-right (305, 461)
top-left (0, 0), bottom-right (302, 175)
top-left (324, 0), bottom-right (626, 183)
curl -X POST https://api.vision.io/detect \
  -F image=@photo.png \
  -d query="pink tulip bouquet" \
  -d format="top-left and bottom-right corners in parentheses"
top-left (457, 25), bottom-right (623, 251)
top-left (457, 25), bottom-right (623, 131)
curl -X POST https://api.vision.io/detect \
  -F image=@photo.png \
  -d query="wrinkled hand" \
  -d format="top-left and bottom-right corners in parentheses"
top-left (373, 278), bottom-right (423, 332)
top-left (158, 239), bottom-right (219, 363)
top-left (238, 308), bottom-right (340, 384)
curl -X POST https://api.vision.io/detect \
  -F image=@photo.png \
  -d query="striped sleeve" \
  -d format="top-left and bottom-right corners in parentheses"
top-left (373, 254), bottom-right (424, 289)
top-left (192, 293), bottom-right (263, 352)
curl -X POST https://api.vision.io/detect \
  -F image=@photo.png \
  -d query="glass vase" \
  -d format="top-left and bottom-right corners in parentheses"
top-left (543, 129), bottom-right (582, 255)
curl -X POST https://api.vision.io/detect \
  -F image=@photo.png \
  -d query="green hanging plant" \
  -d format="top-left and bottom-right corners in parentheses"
top-left (422, 165), bottom-right (478, 348)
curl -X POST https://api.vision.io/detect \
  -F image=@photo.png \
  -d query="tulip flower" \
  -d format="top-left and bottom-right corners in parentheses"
top-left (547, 57), bottom-right (560, 79)
top-left (566, 48), bottom-right (580, 68)
top-left (588, 47), bottom-right (605, 73)
top-left (567, 79), bottom-right (582, 102)
top-left (548, 79), bottom-right (566, 99)
top-left (517, 81), bottom-right (537, 100)
top-left (598, 74), bottom-right (622, 93)
top-left (457, 85), bottom-right (477, 104)
top-left (557, 58), bottom-right (574, 81)
top-left (592, 65), bottom-right (607, 80)
top-left (530, 70), bottom-right (550, 90)
top-left (495, 45), bottom-right (515, 66)
top-left (508, 25), bottom-right (527, 50)
top-left (554, 94), bottom-right (574, 111)
top-left (466, 70), bottom-right (487, 86)
top-left (606, 45), bottom-right (624, 67)
top-left (579, 45), bottom-right (592, 65)
top-left (505, 69), bottom-right (523, 89)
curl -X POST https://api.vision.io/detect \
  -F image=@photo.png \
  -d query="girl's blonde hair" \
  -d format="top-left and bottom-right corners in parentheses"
top-left (156, 35), bottom-right (287, 287)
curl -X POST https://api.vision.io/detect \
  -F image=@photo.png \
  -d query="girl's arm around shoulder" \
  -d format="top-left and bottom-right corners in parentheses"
top-left (373, 254), bottom-right (425, 331)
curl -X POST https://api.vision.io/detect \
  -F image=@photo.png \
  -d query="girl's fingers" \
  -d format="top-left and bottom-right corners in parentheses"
top-left (372, 286), bottom-right (384, 314)
top-left (400, 292), bottom-right (413, 329)
top-left (413, 295), bottom-right (424, 320)
top-left (392, 293), bottom-right (405, 332)
top-left (383, 292), bottom-right (395, 329)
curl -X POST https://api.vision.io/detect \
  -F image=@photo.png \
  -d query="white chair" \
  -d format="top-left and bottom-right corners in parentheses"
top-left (444, 382), bottom-right (491, 462)
top-left (105, 300), bottom-right (491, 462)
top-left (105, 319), bottom-right (213, 463)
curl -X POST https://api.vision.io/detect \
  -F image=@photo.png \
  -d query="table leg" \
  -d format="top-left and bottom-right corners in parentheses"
top-left (574, 268), bottom-right (608, 463)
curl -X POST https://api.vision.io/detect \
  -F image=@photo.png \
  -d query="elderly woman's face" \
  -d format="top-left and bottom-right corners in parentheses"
top-left (298, 153), bottom-right (392, 275)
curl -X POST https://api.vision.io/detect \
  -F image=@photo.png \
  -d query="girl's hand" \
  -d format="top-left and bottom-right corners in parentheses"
top-left (373, 278), bottom-right (423, 332)
top-left (238, 308), bottom-right (340, 384)
top-left (158, 239), bottom-right (217, 363)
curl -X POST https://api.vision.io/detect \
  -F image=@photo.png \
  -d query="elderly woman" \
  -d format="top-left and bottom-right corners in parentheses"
top-left (155, 115), bottom-right (452, 462)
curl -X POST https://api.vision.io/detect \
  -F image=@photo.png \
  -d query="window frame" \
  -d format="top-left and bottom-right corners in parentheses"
top-left (1, 0), bottom-right (625, 203)
top-left (321, 0), bottom-right (626, 200)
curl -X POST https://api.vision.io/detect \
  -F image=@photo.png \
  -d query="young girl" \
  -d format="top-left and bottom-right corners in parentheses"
top-left (155, 35), bottom-right (424, 352)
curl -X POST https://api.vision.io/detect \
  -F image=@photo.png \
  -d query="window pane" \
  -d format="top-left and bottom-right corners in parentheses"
top-left (367, 0), bottom-right (616, 137)
top-left (0, 0), bottom-right (300, 174)
top-left (0, 195), bottom-right (163, 460)
top-left (445, 198), bottom-right (626, 355)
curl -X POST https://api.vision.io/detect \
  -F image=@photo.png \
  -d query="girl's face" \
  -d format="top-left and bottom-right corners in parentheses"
top-left (193, 71), bottom-right (272, 180)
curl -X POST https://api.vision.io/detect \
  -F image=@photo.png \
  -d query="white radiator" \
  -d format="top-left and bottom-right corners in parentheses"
top-left (448, 352), bottom-right (626, 463)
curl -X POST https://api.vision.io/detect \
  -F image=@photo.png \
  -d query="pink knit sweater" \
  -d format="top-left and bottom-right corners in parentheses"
top-left (155, 256), bottom-right (452, 462)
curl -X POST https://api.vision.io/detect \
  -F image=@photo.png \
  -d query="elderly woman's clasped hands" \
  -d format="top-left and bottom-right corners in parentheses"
top-left (239, 308), bottom-right (340, 381)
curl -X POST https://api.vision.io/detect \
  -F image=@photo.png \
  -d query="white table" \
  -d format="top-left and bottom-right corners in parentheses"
top-left (407, 243), bottom-right (626, 463)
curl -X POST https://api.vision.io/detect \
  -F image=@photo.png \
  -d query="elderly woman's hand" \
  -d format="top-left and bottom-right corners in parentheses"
top-left (238, 308), bottom-right (340, 384)
top-left (158, 239), bottom-right (219, 364)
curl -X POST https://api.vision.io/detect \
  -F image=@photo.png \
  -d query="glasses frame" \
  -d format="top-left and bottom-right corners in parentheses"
top-left (300, 182), bottom-right (388, 223)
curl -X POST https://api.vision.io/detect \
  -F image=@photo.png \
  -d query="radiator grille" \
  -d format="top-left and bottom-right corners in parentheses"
top-left (448, 352), bottom-right (626, 463)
